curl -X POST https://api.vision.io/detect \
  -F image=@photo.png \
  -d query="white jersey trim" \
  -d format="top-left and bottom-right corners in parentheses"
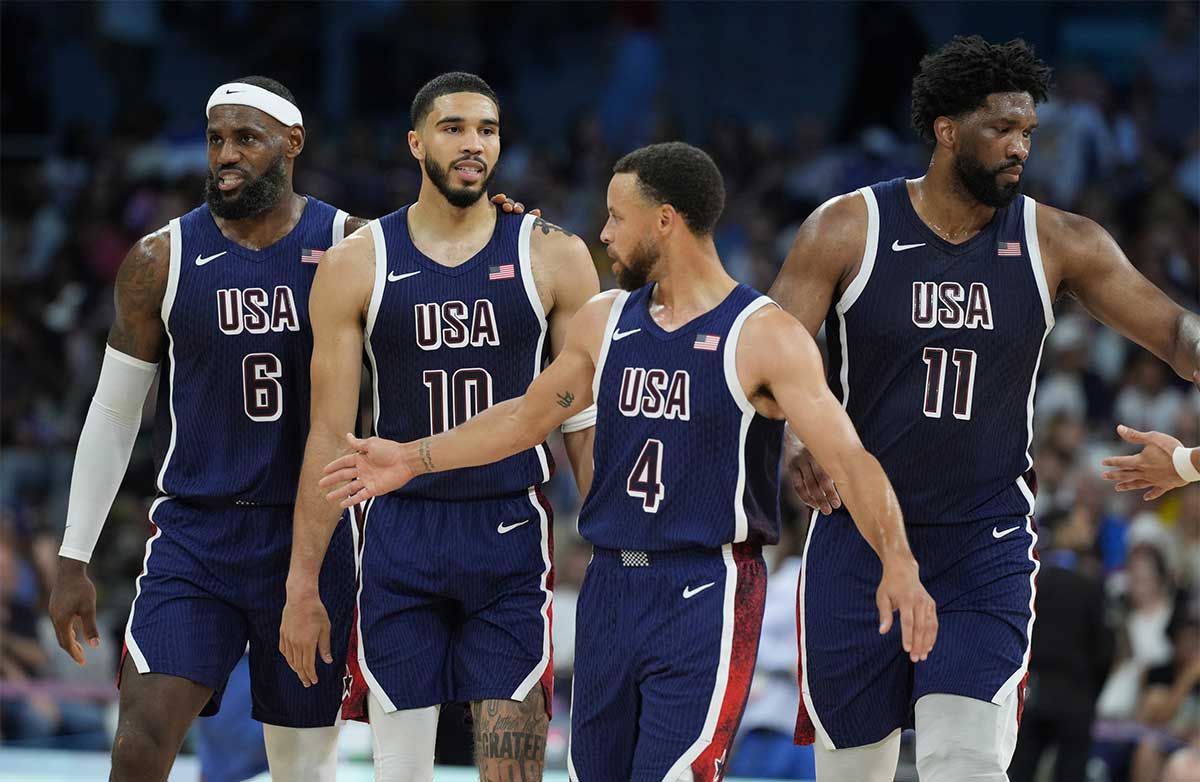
top-left (834, 187), bottom-right (880, 314)
top-left (663, 543), bottom-right (738, 780)
top-left (332, 209), bottom-right (349, 245)
top-left (591, 291), bottom-right (631, 405)
top-left (154, 220), bottom-right (182, 493)
top-left (353, 500), bottom-right (397, 712)
top-left (1023, 197), bottom-right (1055, 330)
top-left (123, 496), bottom-right (169, 673)
top-left (992, 505), bottom-right (1039, 706)
top-left (517, 213), bottom-right (552, 483)
top-left (364, 220), bottom-right (388, 434)
top-left (723, 295), bottom-right (777, 543)
top-left (510, 487), bottom-right (553, 702)
top-left (798, 509), bottom-right (837, 749)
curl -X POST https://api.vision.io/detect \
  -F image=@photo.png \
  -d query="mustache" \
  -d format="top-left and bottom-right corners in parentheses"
top-left (453, 155), bottom-right (487, 171)
top-left (993, 159), bottom-right (1023, 174)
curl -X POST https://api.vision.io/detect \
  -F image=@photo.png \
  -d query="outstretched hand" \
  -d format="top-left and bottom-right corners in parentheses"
top-left (320, 433), bottom-right (414, 507)
top-left (491, 193), bottom-right (541, 216)
top-left (1101, 425), bottom-right (1187, 501)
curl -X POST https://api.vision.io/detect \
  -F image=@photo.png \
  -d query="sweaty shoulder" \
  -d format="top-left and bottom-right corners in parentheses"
top-left (789, 191), bottom-right (869, 275)
top-left (107, 225), bottom-right (172, 360)
top-left (1033, 201), bottom-right (1116, 293)
top-left (528, 216), bottom-right (600, 313)
top-left (312, 222), bottom-right (376, 317)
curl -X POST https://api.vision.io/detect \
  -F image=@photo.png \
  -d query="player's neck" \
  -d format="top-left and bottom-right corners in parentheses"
top-left (909, 164), bottom-right (996, 244)
top-left (410, 185), bottom-right (496, 239)
top-left (650, 239), bottom-right (736, 325)
top-left (213, 192), bottom-right (307, 250)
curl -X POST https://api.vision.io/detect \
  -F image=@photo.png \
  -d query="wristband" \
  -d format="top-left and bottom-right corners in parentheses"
top-left (1173, 446), bottom-right (1200, 483)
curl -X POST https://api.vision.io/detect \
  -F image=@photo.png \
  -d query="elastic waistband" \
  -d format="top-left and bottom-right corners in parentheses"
top-left (161, 495), bottom-right (292, 511)
top-left (591, 543), bottom-right (762, 568)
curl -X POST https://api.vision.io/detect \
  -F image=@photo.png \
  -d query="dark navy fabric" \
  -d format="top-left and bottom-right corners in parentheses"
top-left (154, 197), bottom-right (341, 504)
top-left (798, 511), bottom-right (1036, 747)
top-left (123, 500), bottom-right (355, 727)
top-left (825, 178), bottom-right (1050, 525)
top-left (569, 545), bottom-right (766, 782)
top-left (367, 206), bottom-right (552, 500)
top-left (346, 490), bottom-right (554, 713)
top-left (579, 284), bottom-right (784, 552)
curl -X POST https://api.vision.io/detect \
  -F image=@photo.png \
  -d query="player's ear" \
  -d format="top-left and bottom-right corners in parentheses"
top-left (659, 204), bottom-right (676, 235)
top-left (407, 129), bottom-right (423, 162)
top-left (932, 116), bottom-right (956, 150)
top-left (286, 126), bottom-right (305, 159)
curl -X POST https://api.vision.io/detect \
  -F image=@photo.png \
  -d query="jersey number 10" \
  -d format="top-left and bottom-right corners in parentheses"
top-left (921, 347), bottom-right (977, 420)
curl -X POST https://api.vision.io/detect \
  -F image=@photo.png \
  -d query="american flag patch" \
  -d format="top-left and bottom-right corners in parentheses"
top-left (488, 263), bottom-right (515, 280)
top-left (694, 334), bottom-right (721, 351)
top-left (997, 241), bottom-right (1022, 257)
top-left (301, 249), bottom-right (324, 264)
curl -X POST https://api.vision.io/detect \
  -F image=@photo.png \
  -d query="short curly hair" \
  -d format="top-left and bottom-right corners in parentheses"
top-left (613, 142), bottom-right (725, 236)
top-left (910, 36), bottom-right (1052, 144)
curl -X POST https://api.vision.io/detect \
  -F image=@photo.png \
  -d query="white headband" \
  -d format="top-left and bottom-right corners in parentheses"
top-left (206, 82), bottom-right (303, 127)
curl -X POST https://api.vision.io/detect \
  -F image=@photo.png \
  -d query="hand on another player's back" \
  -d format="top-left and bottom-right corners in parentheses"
top-left (490, 193), bottom-right (540, 216)
top-left (320, 433), bottom-right (414, 508)
top-left (877, 555), bottom-right (938, 664)
top-left (784, 434), bottom-right (842, 515)
top-left (1101, 425), bottom-right (1188, 501)
top-left (48, 558), bottom-right (100, 666)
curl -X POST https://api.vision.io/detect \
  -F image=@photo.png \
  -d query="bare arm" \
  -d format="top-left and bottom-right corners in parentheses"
top-left (740, 308), bottom-right (937, 662)
top-left (534, 218), bottom-right (602, 496)
top-left (280, 226), bottom-right (374, 686)
top-left (1044, 204), bottom-right (1200, 384)
top-left (50, 229), bottom-right (170, 665)
top-left (321, 293), bottom-right (619, 506)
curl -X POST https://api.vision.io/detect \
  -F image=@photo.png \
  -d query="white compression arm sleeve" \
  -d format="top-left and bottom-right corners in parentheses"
top-left (59, 346), bottom-right (158, 563)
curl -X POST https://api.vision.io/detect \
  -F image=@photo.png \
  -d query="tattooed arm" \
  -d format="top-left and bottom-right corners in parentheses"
top-left (532, 217), bottom-right (601, 496)
top-left (50, 229), bottom-right (170, 665)
top-left (321, 291), bottom-right (621, 506)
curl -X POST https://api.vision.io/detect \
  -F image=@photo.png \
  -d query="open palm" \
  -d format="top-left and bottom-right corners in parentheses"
top-left (320, 433), bottom-right (414, 507)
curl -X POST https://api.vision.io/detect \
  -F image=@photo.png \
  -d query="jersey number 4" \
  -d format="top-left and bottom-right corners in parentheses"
top-left (423, 368), bottom-right (494, 435)
top-left (921, 347), bottom-right (977, 420)
top-left (627, 438), bottom-right (665, 512)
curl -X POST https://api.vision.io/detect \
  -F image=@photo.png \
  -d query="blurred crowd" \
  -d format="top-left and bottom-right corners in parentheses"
top-left (2, 2), bottom-right (1198, 780)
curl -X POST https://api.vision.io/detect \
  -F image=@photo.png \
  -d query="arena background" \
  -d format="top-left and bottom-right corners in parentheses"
top-left (1, 2), bottom-right (1197, 780)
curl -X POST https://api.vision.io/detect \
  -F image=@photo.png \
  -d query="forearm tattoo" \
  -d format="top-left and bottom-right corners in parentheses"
top-left (418, 440), bottom-right (435, 473)
top-left (556, 391), bottom-right (575, 409)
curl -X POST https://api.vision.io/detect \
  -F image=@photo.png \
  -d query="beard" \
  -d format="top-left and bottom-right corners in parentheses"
top-left (204, 154), bottom-right (288, 220)
top-left (952, 149), bottom-right (1023, 209)
top-left (425, 154), bottom-right (496, 209)
top-left (611, 238), bottom-right (661, 291)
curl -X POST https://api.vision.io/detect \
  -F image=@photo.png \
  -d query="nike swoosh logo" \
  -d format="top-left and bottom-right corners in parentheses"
top-left (195, 251), bottom-right (227, 266)
top-left (225, 89), bottom-right (242, 94)
top-left (992, 525), bottom-right (1021, 539)
top-left (682, 582), bottom-right (716, 599)
top-left (388, 270), bottom-right (421, 282)
top-left (891, 240), bottom-right (926, 252)
top-left (497, 519), bottom-right (531, 534)
top-left (612, 328), bottom-right (641, 342)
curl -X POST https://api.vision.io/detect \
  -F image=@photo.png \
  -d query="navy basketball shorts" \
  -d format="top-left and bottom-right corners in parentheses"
top-left (568, 544), bottom-right (766, 782)
top-left (122, 497), bottom-right (356, 727)
top-left (796, 509), bottom-right (1038, 749)
top-left (343, 487), bottom-right (554, 718)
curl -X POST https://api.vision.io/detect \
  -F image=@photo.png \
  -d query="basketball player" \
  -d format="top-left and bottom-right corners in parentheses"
top-left (45, 77), bottom-right (361, 782)
top-left (45, 75), bottom-right (529, 780)
top-left (771, 37), bottom-right (1200, 781)
top-left (1102, 423), bottom-right (1200, 500)
top-left (317, 142), bottom-right (938, 782)
top-left (279, 72), bottom-right (600, 781)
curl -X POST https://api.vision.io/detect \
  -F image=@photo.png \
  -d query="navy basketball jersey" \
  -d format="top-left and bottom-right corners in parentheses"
top-left (579, 284), bottom-right (784, 551)
top-left (364, 206), bottom-right (552, 500)
top-left (825, 178), bottom-right (1054, 525)
top-left (154, 198), bottom-right (350, 504)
